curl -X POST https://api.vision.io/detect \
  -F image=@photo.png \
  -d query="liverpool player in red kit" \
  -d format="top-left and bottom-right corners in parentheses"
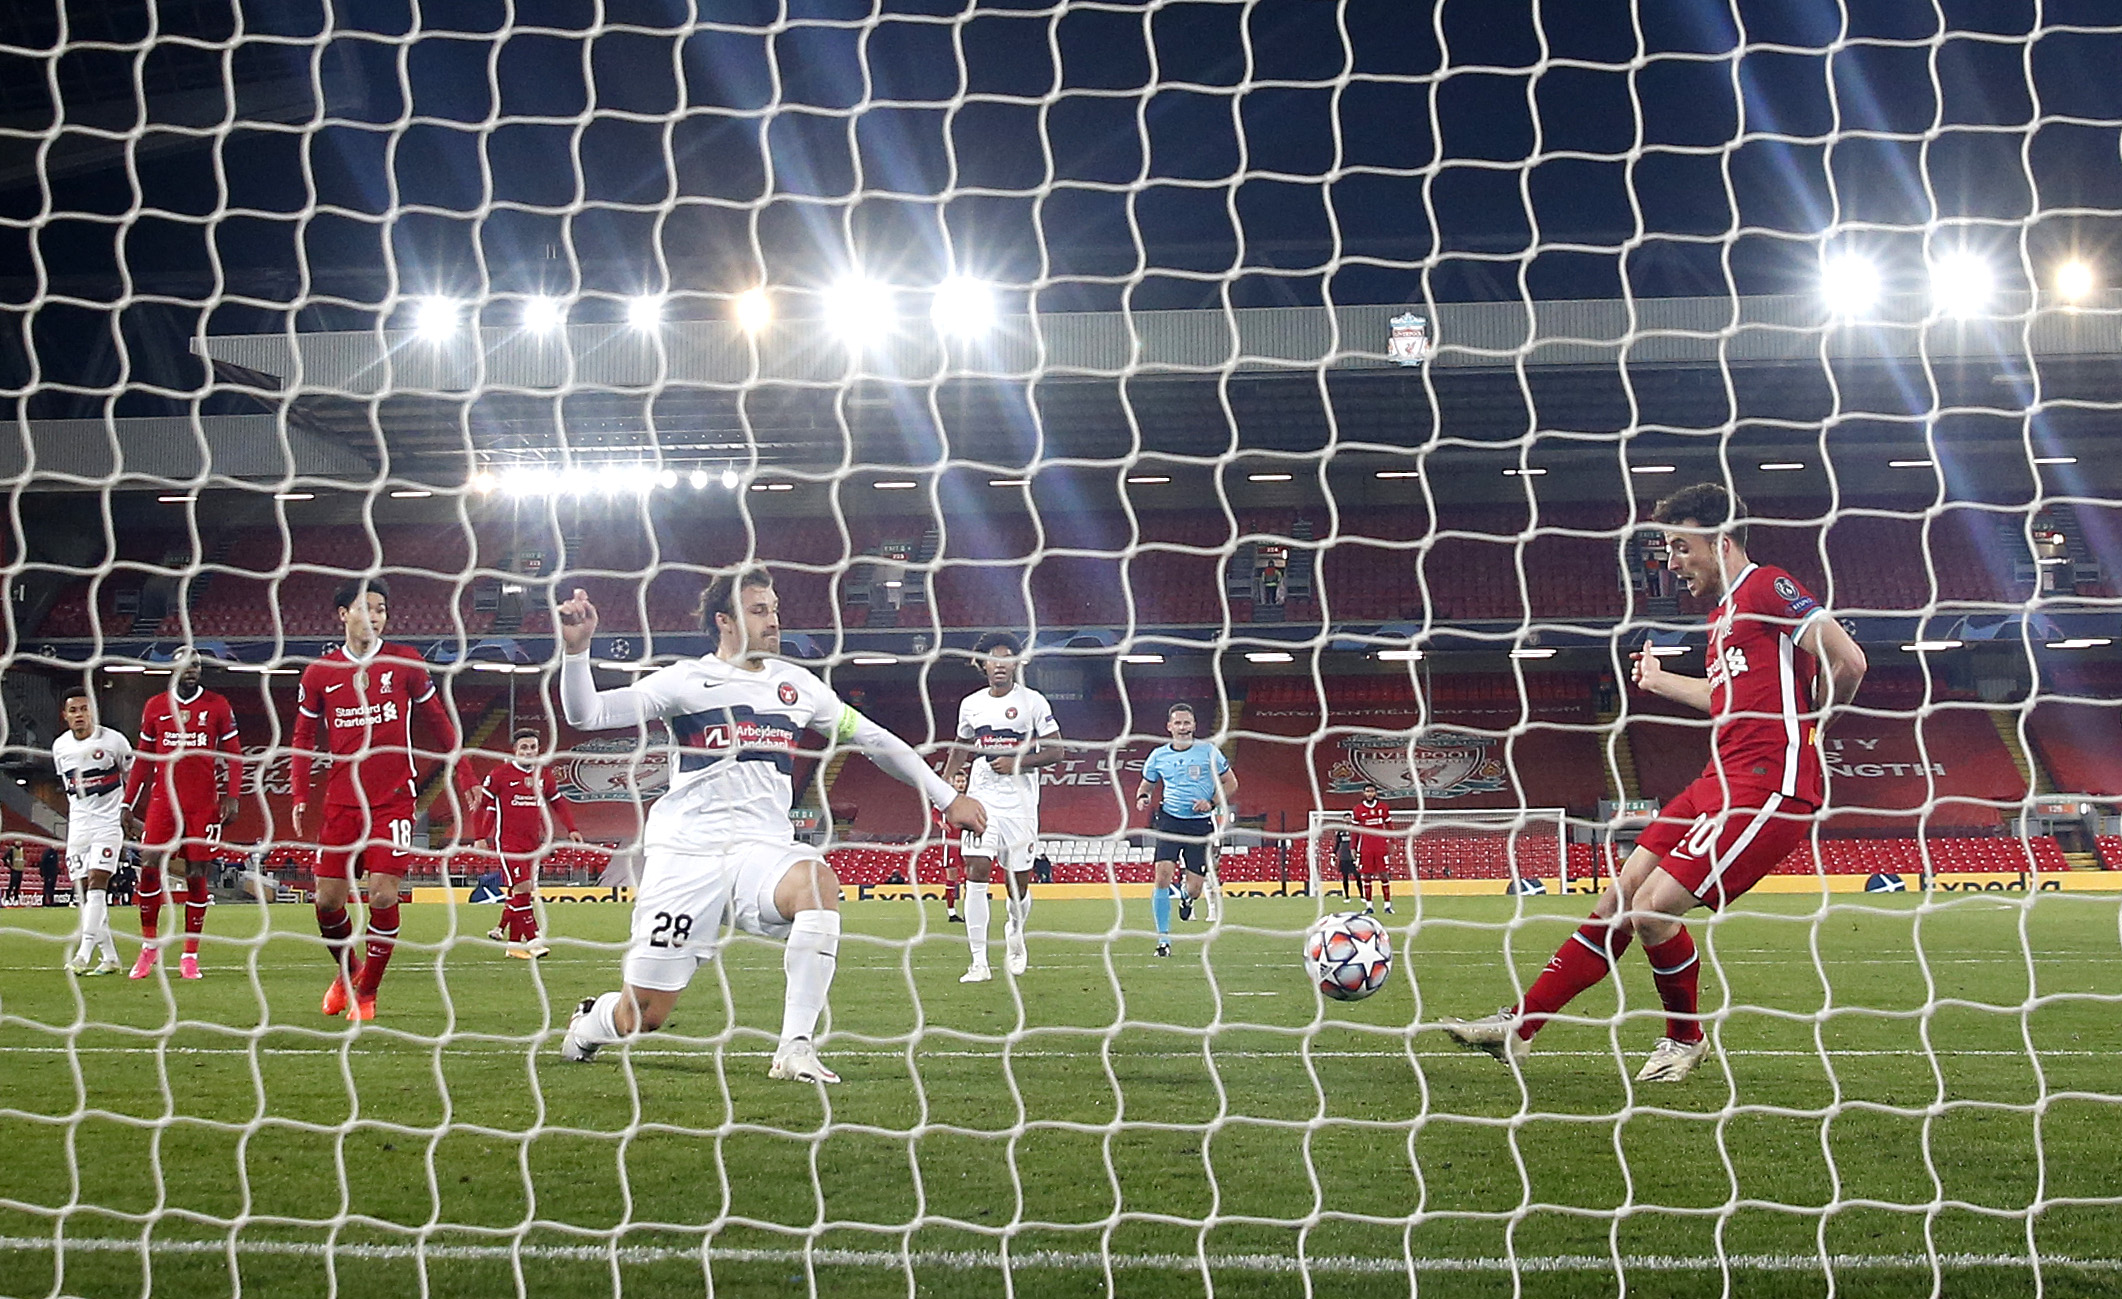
top-left (289, 578), bottom-right (477, 1020)
top-left (125, 653), bottom-right (243, 979)
top-left (474, 727), bottom-right (583, 957)
top-left (1444, 484), bottom-right (1867, 1082)
top-left (1350, 783), bottom-right (1395, 915)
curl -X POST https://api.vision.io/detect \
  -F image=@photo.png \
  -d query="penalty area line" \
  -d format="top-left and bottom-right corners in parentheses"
top-left (0, 1235), bottom-right (2116, 1275)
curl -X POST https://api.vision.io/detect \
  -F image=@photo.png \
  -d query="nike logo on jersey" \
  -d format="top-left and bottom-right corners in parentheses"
top-left (324, 683), bottom-right (345, 694)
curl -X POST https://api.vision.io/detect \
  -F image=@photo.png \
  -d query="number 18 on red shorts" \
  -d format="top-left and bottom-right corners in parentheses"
top-left (315, 800), bottom-right (420, 879)
top-left (1634, 776), bottom-right (1815, 910)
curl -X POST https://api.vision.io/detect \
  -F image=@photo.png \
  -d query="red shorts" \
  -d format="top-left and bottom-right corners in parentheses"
top-left (1636, 777), bottom-right (1815, 910)
top-left (1358, 845), bottom-right (1394, 877)
top-left (143, 797), bottom-right (220, 864)
top-left (497, 853), bottom-right (539, 889)
top-left (315, 800), bottom-right (420, 880)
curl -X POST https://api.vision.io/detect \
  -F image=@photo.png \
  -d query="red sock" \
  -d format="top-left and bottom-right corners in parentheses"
top-left (944, 880), bottom-right (959, 910)
top-left (1379, 879), bottom-right (1391, 904)
top-left (316, 903), bottom-right (360, 977)
top-left (1644, 928), bottom-right (1704, 1044)
top-left (139, 865), bottom-right (164, 939)
top-left (355, 902), bottom-right (400, 997)
top-left (507, 894), bottom-right (537, 942)
top-left (184, 874), bottom-right (209, 956)
top-left (1359, 876), bottom-right (1373, 902)
top-left (1515, 914), bottom-right (1634, 1041)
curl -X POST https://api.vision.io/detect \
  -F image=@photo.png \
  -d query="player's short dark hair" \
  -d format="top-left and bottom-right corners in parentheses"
top-left (1168, 701), bottom-right (1194, 718)
top-left (332, 575), bottom-right (391, 612)
top-left (510, 726), bottom-right (542, 745)
top-left (696, 567), bottom-right (773, 633)
top-left (1362, 782), bottom-right (1377, 792)
top-left (974, 631), bottom-right (1022, 658)
top-left (62, 685), bottom-right (91, 705)
top-left (1652, 483), bottom-right (1749, 550)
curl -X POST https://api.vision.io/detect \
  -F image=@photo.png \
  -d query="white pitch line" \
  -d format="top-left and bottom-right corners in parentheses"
top-left (0, 1234), bottom-right (2114, 1275)
top-left (0, 1045), bottom-right (2116, 1061)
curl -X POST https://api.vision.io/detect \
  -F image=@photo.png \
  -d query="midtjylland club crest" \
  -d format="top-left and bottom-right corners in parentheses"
top-left (1327, 730), bottom-right (1507, 799)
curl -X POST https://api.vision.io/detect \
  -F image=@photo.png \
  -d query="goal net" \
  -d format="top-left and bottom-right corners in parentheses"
top-left (3, 2), bottom-right (2121, 1295)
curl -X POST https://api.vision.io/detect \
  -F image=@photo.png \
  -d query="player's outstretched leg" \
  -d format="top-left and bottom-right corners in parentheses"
top-left (1635, 921), bottom-right (1708, 1083)
top-left (1441, 912), bottom-right (1632, 1066)
top-left (767, 858), bottom-right (843, 1084)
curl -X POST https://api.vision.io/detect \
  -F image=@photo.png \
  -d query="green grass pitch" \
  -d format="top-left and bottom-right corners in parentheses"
top-left (1, 892), bottom-right (2118, 1297)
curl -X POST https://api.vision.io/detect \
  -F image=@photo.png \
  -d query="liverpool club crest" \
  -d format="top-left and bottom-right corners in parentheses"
top-left (1327, 729), bottom-right (1506, 799)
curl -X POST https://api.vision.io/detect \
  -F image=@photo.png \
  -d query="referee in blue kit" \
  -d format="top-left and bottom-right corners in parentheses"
top-left (1134, 702), bottom-right (1239, 956)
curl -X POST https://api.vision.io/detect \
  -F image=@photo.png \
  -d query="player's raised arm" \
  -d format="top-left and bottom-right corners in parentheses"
top-left (555, 588), bottom-right (673, 731)
top-left (1630, 645), bottom-right (1713, 713)
top-left (828, 702), bottom-right (988, 836)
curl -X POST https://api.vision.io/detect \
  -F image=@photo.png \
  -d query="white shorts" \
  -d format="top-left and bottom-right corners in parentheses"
top-left (966, 810), bottom-right (1037, 874)
top-left (67, 832), bottom-right (121, 879)
top-left (623, 839), bottom-right (819, 992)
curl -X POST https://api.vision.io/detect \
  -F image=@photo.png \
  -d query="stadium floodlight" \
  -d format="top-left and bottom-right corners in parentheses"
top-left (851, 655), bottom-right (898, 666)
top-left (826, 277), bottom-right (896, 343)
top-left (1377, 649), bottom-right (1423, 661)
top-left (1375, 470), bottom-right (1421, 479)
top-left (1502, 468), bottom-right (1547, 476)
top-left (1510, 647), bottom-right (1558, 658)
top-left (989, 478), bottom-right (1030, 488)
top-left (873, 480), bottom-right (918, 490)
top-left (931, 275), bottom-right (996, 336)
top-left (157, 494), bottom-right (193, 503)
top-left (1119, 653), bottom-right (1165, 664)
top-left (470, 471), bottom-right (498, 493)
top-left (626, 294), bottom-right (664, 331)
top-left (522, 295), bottom-right (564, 333)
top-left (1821, 253), bottom-right (1881, 317)
top-left (657, 470), bottom-right (678, 489)
top-left (688, 469), bottom-right (708, 490)
top-left (2035, 455), bottom-right (2078, 466)
top-left (1126, 475), bottom-right (1172, 485)
top-left (390, 489), bottom-right (433, 499)
top-left (1248, 472), bottom-right (1294, 483)
top-left (734, 287), bottom-right (772, 333)
top-left (1758, 461), bottom-right (1806, 471)
top-left (2054, 259), bottom-right (2096, 304)
top-left (274, 492), bottom-right (315, 501)
top-left (1901, 639), bottom-right (1964, 652)
top-left (412, 296), bottom-right (458, 342)
top-left (1645, 645), bottom-right (1690, 658)
top-left (103, 663), bottom-right (146, 674)
top-left (1929, 252), bottom-right (1993, 318)
top-left (1629, 464), bottom-right (1677, 475)
top-left (501, 466), bottom-right (558, 496)
top-left (2048, 637), bottom-right (2114, 650)
top-left (1246, 651), bottom-right (1295, 663)
top-left (1889, 459), bottom-right (1935, 468)
top-left (720, 468), bottom-right (740, 489)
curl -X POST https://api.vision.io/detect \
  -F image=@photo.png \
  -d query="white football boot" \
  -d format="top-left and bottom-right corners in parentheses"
top-left (1439, 1009), bottom-right (1532, 1065)
top-left (1634, 1036), bottom-right (1710, 1084)
top-left (768, 1038), bottom-right (841, 1084)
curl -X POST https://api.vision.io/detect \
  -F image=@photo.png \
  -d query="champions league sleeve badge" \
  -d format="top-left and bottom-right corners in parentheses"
top-left (1387, 312), bottom-right (1433, 366)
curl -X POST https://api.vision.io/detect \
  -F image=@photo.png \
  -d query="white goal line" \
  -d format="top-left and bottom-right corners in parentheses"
top-left (1, 1234), bottom-right (2116, 1277)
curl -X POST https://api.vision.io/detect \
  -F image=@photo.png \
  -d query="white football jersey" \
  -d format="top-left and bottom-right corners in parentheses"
top-left (53, 726), bottom-right (134, 840)
top-left (598, 655), bottom-right (844, 853)
top-left (956, 684), bottom-right (1059, 816)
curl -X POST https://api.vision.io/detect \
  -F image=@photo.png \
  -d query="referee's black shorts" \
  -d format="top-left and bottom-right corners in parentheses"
top-left (1151, 810), bottom-right (1215, 875)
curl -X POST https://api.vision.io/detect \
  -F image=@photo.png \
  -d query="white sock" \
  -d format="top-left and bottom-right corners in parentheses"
top-left (963, 879), bottom-right (990, 963)
top-left (83, 889), bottom-right (112, 962)
top-left (779, 909), bottom-right (841, 1048)
top-left (1007, 879), bottom-right (1032, 931)
top-left (573, 990), bottom-right (626, 1047)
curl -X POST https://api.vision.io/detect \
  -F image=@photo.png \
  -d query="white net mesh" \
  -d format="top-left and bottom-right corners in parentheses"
top-left (3, 1), bottom-right (2122, 1293)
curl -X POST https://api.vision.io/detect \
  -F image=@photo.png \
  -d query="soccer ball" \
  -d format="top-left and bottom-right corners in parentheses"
top-left (1303, 911), bottom-right (1393, 1001)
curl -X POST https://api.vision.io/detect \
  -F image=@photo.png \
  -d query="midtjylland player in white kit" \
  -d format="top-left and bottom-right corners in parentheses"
top-left (52, 686), bottom-right (137, 975)
top-left (556, 569), bottom-right (988, 1083)
top-left (942, 632), bottom-right (1062, 982)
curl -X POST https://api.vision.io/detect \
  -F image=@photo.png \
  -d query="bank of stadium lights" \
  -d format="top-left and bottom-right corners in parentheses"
top-left (825, 278), bottom-right (895, 344)
top-left (850, 654), bottom-right (898, 666)
top-left (2055, 259), bottom-right (2096, 304)
top-left (1821, 254), bottom-right (1882, 317)
top-left (931, 276), bottom-right (996, 337)
top-left (1377, 649), bottom-right (1423, 662)
top-left (1629, 464), bottom-right (1677, 475)
top-left (872, 480), bottom-right (918, 490)
top-left (1929, 253), bottom-right (1993, 319)
top-left (2036, 455), bottom-right (2078, 466)
top-left (750, 482), bottom-right (795, 492)
top-left (1502, 468), bottom-right (1548, 477)
top-left (626, 294), bottom-right (664, 331)
top-left (1510, 648), bottom-right (1558, 659)
top-left (1758, 462), bottom-right (1806, 472)
top-left (734, 287), bottom-right (772, 334)
top-left (412, 296), bottom-right (458, 342)
top-left (1890, 459), bottom-right (1934, 469)
top-left (721, 468), bottom-right (741, 489)
top-left (1245, 651), bottom-right (1295, 663)
top-left (1125, 475), bottom-right (1172, 485)
top-left (1248, 472), bottom-right (1294, 483)
top-left (2049, 637), bottom-right (2114, 650)
top-left (989, 478), bottom-right (1031, 488)
top-left (1118, 653), bottom-right (1165, 664)
top-left (390, 489), bottom-right (433, 499)
top-left (1901, 639), bottom-right (1964, 653)
top-left (523, 295), bottom-right (565, 333)
top-left (1375, 470), bottom-right (1421, 480)
top-left (275, 492), bottom-right (314, 501)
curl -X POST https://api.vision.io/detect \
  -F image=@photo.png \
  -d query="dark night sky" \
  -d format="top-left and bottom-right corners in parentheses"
top-left (1, 0), bottom-right (2119, 412)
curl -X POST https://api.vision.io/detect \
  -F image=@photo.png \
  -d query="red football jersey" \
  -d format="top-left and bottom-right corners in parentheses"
top-left (289, 643), bottom-right (472, 810)
top-left (476, 762), bottom-right (580, 853)
top-left (125, 687), bottom-right (243, 813)
top-left (1703, 563), bottom-right (1825, 804)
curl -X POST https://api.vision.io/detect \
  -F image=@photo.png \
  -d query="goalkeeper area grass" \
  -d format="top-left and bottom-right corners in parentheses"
top-left (1, 893), bottom-right (2117, 1299)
